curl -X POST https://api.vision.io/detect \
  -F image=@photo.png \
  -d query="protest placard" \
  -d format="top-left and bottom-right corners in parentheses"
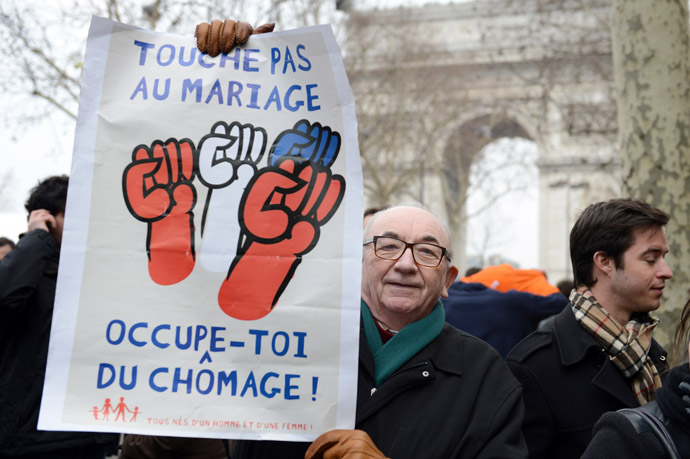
top-left (38, 16), bottom-right (362, 442)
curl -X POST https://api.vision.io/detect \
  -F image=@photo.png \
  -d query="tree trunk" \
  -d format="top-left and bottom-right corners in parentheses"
top-left (612, 0), bottom-right (690, 357)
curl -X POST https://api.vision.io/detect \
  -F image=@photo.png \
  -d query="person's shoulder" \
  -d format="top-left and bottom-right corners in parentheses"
top-left (443, 321), bottom-right (490, 345)
top-left (17, 228), bottom-right (56, 249)
top-left (442, 323), bottom-right (506, 362)
top-left (445, 281), bottom-right (489, 301)
top-left (507, 306), bottom-right (595, 369)
top-left (505, 327), bottom-right (554, 364)
top-left (4, 229), bottom-right (57, 262)
top-left (440, 324), bottom-right (520, 386)
top-left (449, 281), bottom-right (488, 292)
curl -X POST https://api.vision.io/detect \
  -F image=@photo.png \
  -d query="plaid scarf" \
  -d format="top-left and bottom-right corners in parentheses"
top-left (571, 288), bottom-right (662, 404)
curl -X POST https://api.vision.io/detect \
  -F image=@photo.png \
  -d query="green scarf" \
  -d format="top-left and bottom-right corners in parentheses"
top-left (361, 299), bottom-right (445, 387)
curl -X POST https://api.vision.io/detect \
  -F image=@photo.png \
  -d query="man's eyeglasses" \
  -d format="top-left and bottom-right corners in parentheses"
top-left (363, 236), bottom-right (450, 267)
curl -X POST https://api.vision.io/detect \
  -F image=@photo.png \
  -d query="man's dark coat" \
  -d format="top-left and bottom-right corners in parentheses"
top-left (0, 230), bottom-right (117, 455)
top-left (581, 364), bottom-right (690, 459)
top-left (506, 306), bottom-right (669, 459)
top-left (235, 321), bottom-right (527, 458)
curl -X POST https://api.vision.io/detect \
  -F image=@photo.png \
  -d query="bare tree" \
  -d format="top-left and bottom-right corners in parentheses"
top-left (0, 0), bottom-right (339, 210)
top-left (1, 0), bottom-right (631, 277)
top-left (344, 9), bottom-right (437, 206)
top-left (612, 0), bottom-right (690, 355)
top-left (343, 5), bottom-right (541, 269)
top-left (499, 0), bottom-right (618, 140)
top-left (0, 0), bottom-right (334, 123)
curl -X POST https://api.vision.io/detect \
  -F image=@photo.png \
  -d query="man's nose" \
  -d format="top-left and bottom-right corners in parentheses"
top-left (658, 259), bottom-right (673, 279)
top-left (394, 246), bottom-right (418, 271)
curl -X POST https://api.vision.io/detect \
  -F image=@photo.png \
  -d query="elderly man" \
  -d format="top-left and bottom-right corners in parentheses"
top-left (234, 205), bottom-right (527, 459)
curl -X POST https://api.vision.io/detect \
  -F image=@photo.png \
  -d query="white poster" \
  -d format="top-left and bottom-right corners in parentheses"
top-left (38, 16), bottom-right (362, 442)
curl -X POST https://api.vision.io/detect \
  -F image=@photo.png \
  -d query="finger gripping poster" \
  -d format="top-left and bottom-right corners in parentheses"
top-left (38, 16), bottom-right (362, 442)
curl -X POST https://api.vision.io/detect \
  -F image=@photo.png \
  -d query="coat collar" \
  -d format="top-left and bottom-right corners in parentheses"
top-left (552, 305), bottom-right (668, 406)
top-left (552, 306), bottom-right (601, 366)
top-left (552, 305), bottom-right (668, 366)
top-left (359, 319), bottom-right (463, 379)
top-left (426, 323), bottom-right (464, 377)
top-left (357, 322), bottom-right (464, 424)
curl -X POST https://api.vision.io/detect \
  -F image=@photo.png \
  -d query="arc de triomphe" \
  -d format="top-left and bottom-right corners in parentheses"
top-left (346, 0), bottom-right (621, 282)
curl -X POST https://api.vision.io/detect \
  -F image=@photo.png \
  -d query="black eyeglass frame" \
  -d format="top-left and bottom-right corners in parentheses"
top-left (363, 235), bottom-right (451, 267)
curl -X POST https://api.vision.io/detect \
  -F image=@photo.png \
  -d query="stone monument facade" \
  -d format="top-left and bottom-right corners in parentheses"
top-left (346, 0), bottom-right (619, 280)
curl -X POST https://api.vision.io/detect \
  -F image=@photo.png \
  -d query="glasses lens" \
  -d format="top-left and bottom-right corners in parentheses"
top-left (413, 243), bottom-right (443, 266)
top-left (375, 237), bottom-right (405, 259)
top-left (374, 237), bottom-right (444, 266)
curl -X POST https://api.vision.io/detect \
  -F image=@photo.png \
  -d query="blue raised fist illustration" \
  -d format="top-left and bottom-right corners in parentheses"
top-left (268, 119), bottom-right (341, 167)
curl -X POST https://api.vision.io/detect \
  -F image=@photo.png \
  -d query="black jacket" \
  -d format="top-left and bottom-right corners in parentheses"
top-left (443, 281), bottom-right (567, 358)
top-left (235, 321), bottom-right (527, 458)
top-left (0, 230), bottom-right (117, 455)
top-left (506, 306), bottom-right (669, 459)
top-left (582, 364), bottom-right (690, 459)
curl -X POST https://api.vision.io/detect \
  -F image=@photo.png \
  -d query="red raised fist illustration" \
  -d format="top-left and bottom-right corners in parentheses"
top-left (122, 138), bottom-right (197, 285)
top-left (218, 157), bottom-right (345, 320)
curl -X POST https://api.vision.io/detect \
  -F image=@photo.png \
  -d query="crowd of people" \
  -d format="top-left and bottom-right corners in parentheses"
top-left (1, 17), bottom-right (689, 459)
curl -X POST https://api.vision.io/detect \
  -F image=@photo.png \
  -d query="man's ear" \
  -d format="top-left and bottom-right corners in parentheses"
top-left (593, 251), bottom-right (614, 277)
top-left (441, 265), bottom-right (459, 298)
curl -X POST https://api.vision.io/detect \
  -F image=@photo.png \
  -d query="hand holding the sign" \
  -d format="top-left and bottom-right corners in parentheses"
top-left (305, 430), bottom-right (390, 459)
top-left (198, 121), bottom-right (266, 272)
top-left (122, 138), bottom-right (197, 285)
top-left (195, 19), bottom-right (275, 57)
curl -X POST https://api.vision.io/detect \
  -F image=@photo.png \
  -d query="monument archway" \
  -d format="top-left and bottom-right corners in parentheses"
top-left (346, 0), bottom-right (620, 280)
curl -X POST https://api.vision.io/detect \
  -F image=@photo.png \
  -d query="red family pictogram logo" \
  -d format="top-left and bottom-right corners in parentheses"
top-left (90, 397), bottom-right (141, 422)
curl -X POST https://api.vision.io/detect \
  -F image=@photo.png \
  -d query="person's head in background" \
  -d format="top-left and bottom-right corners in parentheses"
top-left (556, 278), bottom-right (574, 298)
top-left (465, 266), bottom-right (481, 277)
top-left (363, 205), bottom-right (388, 229)
top-left (24, 175), bottom-right (69, 247)
top-left (0, 237), bottom-right (15, 261)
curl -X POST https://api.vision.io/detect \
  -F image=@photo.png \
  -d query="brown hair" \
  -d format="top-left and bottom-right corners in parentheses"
top-left (570, 198), bottom-right (669, 287)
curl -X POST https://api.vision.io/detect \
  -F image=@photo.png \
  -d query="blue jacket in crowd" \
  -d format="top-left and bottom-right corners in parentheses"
top-left (443, 281), bottom-right (568, 358)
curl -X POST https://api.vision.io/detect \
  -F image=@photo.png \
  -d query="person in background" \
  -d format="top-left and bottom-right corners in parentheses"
top-left (464, 266), bottom-right (482, 277)
top-left (0, 237), bottom-right (15, 261)
top-left (363, 205), bottom-right (388, 228)
top-left (0, 175), bottom-right (118, 458)
top-left (444, 273), bottom-right (568, 358)
top-left (462, 263), bottom-right (558, 296)
top-left (506, 198), bottom-right (672, 459)
top-left (537, 278), bottom-right (574, 330)
top-left (556, 278), bottom-right (574, 298)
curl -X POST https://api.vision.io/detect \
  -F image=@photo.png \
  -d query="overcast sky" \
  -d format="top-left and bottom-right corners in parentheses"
top-left (0, 0), bottom-right (539, 270)
top-left (1, 110), bottom-right (75, 241)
